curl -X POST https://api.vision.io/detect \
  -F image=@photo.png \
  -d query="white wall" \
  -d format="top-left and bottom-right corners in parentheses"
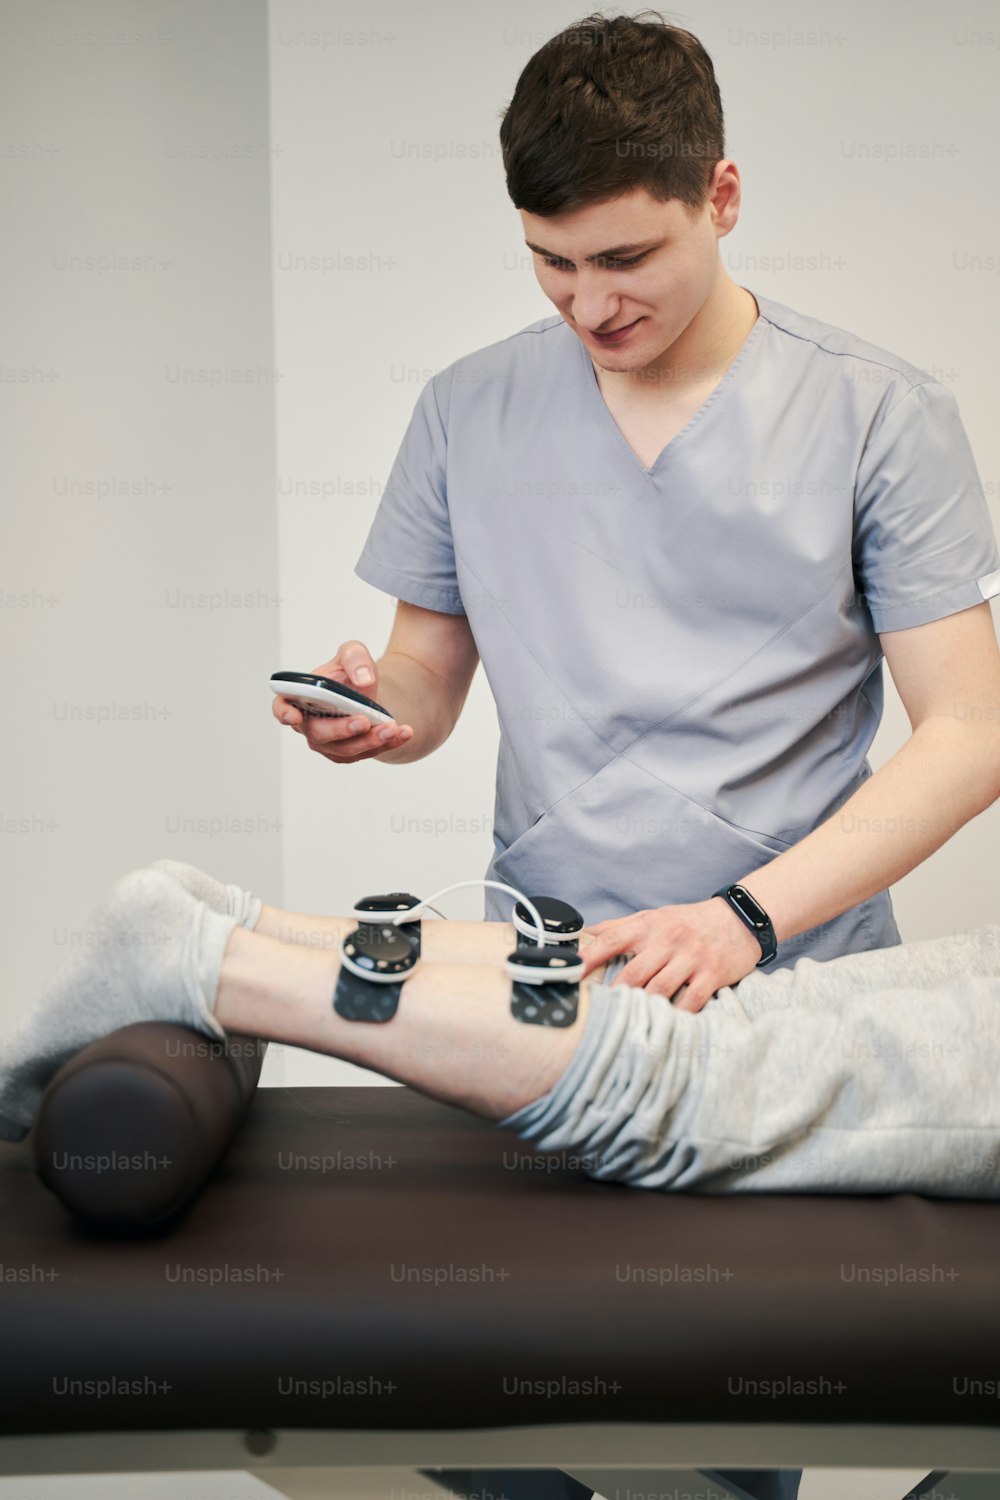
top-left (0, 0), bottom-right (284, 1079)
top-left (267, 0), bottom-right (1000, 1085)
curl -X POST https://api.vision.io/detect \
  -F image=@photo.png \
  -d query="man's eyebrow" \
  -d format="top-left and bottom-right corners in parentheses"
top-left (524, 237), bottom-right (665, 261)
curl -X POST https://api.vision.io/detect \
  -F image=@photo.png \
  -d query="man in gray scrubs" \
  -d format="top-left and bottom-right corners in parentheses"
top-left (276, 14), bottom-right (1000, 1500)
top-left (352, 277), bottom-right (998, 961)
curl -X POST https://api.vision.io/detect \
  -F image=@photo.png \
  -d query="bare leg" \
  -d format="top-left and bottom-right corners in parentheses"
top-left (0, 871), bottom-right (610, 1143)
top-left (215, 926), bottom-right (595, 1122)
top-left (253, 902), bottom-right (609, 978)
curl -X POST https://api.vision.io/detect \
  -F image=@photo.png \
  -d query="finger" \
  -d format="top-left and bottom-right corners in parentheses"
top-left (308, 660), bottom-right (352, 684)
top-left (588, 917), bottom-right (639, 948)
top-left (671, 983), bottom-right (713, 1014)
top-left (301, 658), bottom-right (355, 709)
top-left (272, 695), bottom-right (302, 728)
top-left (578, 932), bottom-right (631, 979)
top-left (578, 936), bottom-right (618, 979)
top-left (371, 722), bottom-right (413, 747)
top-left (578, 947), bottom-right (606, 980)
top-left (615, 948), bottom-right (675, 990)
top-left (335, 722), bottom-right (413, 751)
top-left (320, 735), bottom-right (414, 765)
top-left (578, 932), bottom-right (606, 964)
top-left (304, 713), bottom-right (374, 746)
top-left (583, 916), bottom-right (642, 955)
top-left (335, 641), bottom-right (378, 690)
top-left (318, 724), bottom-right (413, 760)
top-left (643, 956), bottom-right (699, 1003)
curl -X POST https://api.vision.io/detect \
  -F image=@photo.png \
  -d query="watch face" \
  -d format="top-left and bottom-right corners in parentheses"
top-left (344, 923), bottom-right (417, 975)
top-left (731, 886), bottom-right (768, 929)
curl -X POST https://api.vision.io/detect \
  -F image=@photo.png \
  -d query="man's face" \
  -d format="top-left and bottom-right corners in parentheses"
top-left (520, 178), bottom-right (731, 377)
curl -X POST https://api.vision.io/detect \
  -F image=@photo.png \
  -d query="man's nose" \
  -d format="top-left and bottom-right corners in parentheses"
top-left (569, 277), bottom-right (624, 332)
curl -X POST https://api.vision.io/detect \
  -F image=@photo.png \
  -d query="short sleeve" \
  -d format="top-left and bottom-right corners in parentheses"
top-left (353, 375), bottom-right (466, 616)
top-left (853, 379), bottom-right (1000, 633)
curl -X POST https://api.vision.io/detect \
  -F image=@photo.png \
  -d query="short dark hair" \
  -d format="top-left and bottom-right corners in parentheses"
top-left (498, 10), bottom-right (725, 219)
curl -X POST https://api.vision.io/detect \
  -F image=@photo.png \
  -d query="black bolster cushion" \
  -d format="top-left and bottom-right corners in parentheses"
top-left (30, 1022), bottom-right (266, 1231)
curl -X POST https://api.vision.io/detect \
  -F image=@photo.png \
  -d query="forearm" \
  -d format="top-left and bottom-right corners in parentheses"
top-left (373, 650), bottom-right (459, 764)
top-left (738, 719), bottom-right (1000, 946)
top-left (215, 927), bottom-right (592, 1121)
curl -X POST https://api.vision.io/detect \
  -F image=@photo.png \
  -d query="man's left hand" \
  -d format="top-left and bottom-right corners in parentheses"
top-left (578, 897), bottom-right (764, 1012)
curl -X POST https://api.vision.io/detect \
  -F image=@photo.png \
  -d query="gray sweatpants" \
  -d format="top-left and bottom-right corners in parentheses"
top-left (499, 923), bottom-right (1000, 1195)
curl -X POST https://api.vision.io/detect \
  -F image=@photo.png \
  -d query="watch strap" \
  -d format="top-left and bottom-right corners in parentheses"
top-left (712, 883), bottom-right (778, 967)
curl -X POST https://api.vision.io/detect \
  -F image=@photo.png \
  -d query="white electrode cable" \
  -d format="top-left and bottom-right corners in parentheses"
top-left (387, 880), bottom-right (548, 946)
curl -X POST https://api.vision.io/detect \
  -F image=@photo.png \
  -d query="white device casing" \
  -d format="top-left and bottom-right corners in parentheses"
top-left (350, 906), bottom-right (421, 924)
top-left (269, 679), bottom-right (397, 727)
top-left (503, 952), bottom-right (585, 984)
top-left (338, 944), bottom-right (420, 984)
top-left (511, 907), bottom-right (582, 945)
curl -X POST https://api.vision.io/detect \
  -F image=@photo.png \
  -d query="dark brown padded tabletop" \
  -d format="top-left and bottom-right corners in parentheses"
top-left (2, 1085), bottom-right (999, 1437)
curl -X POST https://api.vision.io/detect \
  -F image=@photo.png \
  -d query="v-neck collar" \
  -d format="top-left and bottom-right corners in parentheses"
top-left (573, 288), bottom-right (769, 480)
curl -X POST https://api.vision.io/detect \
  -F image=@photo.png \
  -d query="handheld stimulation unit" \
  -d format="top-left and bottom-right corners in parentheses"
top-left (270, 671), bottom-right (397, 727)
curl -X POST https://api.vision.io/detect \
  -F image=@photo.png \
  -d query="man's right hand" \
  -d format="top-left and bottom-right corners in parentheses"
top-left (271, 641), bottom-right (415, 763)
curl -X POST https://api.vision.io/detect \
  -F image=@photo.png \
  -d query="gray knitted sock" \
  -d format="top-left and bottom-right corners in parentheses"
top-left (0, 868), bottom-right (238, 1143)
top-left (147, 857), bottom-right (263, 930)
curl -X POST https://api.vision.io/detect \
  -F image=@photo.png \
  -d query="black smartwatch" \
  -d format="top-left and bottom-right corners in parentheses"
top-left (512, 895), bottom-right (584, 952)
top-left (504, 943), bottom-right (585, 1027)
top-left (333, 922), bottom-right (420, 1022)
top-left (351, 891), bottom-right (423, 958)
top-left (711, 883), bottom-right (779, 968)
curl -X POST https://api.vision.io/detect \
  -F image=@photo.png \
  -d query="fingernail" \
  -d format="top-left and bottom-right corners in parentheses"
top-left (347, 717), bottom-right (365, 733)
top-left (355, 668), bottom-right (373, 685)
top-left (377, 726), bottom-right (394, 741)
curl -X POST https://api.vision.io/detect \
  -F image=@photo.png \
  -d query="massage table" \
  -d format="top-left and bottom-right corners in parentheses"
top-left (1, 1022), bottom-right (999, 1500)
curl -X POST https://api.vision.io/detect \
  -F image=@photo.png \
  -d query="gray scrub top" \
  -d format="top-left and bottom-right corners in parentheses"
top-left (355, 290), bottom-right (1000, 970)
